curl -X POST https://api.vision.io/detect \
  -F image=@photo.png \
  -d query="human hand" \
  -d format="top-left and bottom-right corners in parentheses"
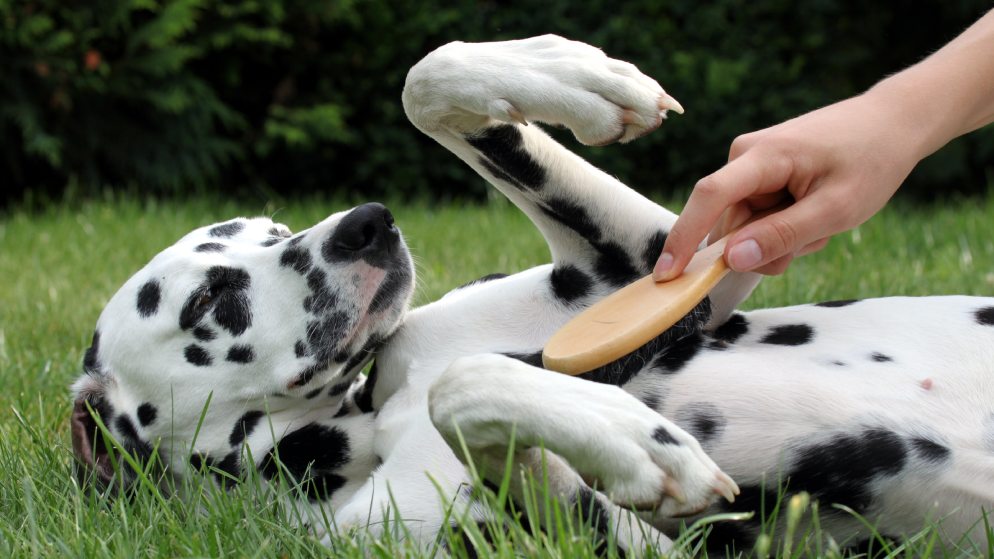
top-left (653, 91), bottom-right (926, 279)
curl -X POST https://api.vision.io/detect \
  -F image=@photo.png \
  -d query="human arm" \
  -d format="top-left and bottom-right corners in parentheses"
top-left (654, 8), bottom-right (994, 279)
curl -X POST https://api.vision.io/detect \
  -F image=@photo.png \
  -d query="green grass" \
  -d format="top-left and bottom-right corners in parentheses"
top-left (1, 192), bottom-right (993, 558)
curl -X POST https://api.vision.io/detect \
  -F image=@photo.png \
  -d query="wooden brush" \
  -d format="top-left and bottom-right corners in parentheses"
top-left (542, 207), bottom-right (779, 375)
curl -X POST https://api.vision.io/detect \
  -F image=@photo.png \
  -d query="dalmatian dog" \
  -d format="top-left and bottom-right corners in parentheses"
top-left (71, 36), bottom-right (994, 555)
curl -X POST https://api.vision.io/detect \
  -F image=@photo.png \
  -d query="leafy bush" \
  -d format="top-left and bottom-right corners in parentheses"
top-left (2, 0), bottom-right (992, 205)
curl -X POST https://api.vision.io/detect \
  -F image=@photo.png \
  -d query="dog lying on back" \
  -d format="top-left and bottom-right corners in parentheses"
top-left (71, 36), bottom-right (994, 555)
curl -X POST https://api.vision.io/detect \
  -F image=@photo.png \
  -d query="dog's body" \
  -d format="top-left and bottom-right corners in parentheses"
top-left (72, 36), bottom-right (994, 554)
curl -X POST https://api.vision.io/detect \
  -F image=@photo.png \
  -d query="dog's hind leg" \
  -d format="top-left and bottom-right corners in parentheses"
top-left (403, 36), bottom-right (758, 320)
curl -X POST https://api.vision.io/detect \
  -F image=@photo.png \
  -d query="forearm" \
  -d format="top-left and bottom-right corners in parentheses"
top-left (865, 8), bottom-right (994, 161)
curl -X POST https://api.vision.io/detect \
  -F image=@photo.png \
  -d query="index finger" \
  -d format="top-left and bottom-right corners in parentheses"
top-left (654, 147), bottom-right (792, 281)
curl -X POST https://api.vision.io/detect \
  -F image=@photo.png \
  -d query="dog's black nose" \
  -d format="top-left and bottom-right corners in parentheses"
top-left (324, 203), bottom-right (398, 263)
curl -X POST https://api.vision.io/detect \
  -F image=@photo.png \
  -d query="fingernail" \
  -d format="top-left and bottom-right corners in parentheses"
top-left (728, 239), bottom-right (762, 271)
top-left (653, 252), bottom-right (674, 281)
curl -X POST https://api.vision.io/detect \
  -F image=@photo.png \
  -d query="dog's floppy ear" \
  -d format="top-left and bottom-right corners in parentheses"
top-left (70, 375), bottom-right (158, 495)
top-left (70, 376), bottom-right (120, 491)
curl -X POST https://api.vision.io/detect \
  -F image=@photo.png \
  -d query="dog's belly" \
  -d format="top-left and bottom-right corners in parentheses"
top-left (639, 295), bottom-right (994, 542)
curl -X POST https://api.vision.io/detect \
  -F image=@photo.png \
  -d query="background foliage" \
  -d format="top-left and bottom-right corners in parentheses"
top-left (2, 0), bottom-right (993, 205)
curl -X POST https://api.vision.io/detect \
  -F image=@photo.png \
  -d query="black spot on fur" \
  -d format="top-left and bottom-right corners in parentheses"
top-left (304, 387), bottom-right (322, 399)
top-left (104, 413), bottom-right (155, 488)
top-left (911, 437), bottom-right (950, 462)
top-left (306, 311), bottom-right (350, 361)
top-left (976, 307), bottom-right (994, 326)
top-left (294, 340), bottom-right (308, 358)
top-left (540, 197), bottom-right (603, 244)
top-left (466, 125), bottom-right (546, 191)
top-left (816, 299), bottom-right (859, 308)
top-left (593, 240), bottom-right (640, 287)
top-left (478, 157), bottom-right (523, 189)
top-left (269, 226), bottom-right (290, 238)
top-left (642, 229), bottom-right (669, 274)
top-left (261, 423), bottom-right (351, 502)
top-left (549, 265), bottom-right (593, 303)
top-left (328, 381), bottom-right (351, 397)
top-left (354, 361), bottom-right (378, 413)
top-left (339, 336), bottom-right (382, 377)
top-left (303, 269), bottom-right (337, 315)
top-left (208, 221), bottom-right (245, 238)
top-left (226, 345), bottom-right (254, 364)
top-left (760, 324), bottom-right (813, 346)
top-left (675, 402), bottom-right (726, 447)
top-left (788, 428), bottom-right (906, 513)
top-left (184, 344), bottom-right (212, 367)
top-left (290, 364), bottom-right (322, 389)
top-left (832, 360), bottom-right (847, 367)
top-left (195, 242), bottom-right (226, 253)
top-left (207, 267), bottom-right (252, 336)
top-left (454, 273), bottom-right (509, 291)
top-left (575, 486), bottom-right (612, 534)
top-left (83, 330), bottom-right (101, 372)
top-left (260, 237), bottom-right (281, 247)
top-left (179, 266), bottom-right (253, 337)
top-left (114, 415), bottom-right (152, 457)
top-left (369, 267), bottom-right (411, 313)
top-left (229, 410), bottom-right (264, 447)
top-left (136, 280), bottom-right (161, 318)
top-left (536, 196), bottom-right (641, 287)
top-left (213, 451), bottom-right (241, 488)
top-left (712, 313), bottom-right (749, 344)
top-left (652, 426), bottom-right (678, 445)
top-left (136, 403), bottom-right (157, 427)
top-left (193, 327), bottom-right (216, 342)
top-left (280, 246), bottom-right (312, 275)
top-left (871, 352), bottom-right (893, 362)
top-left (653, 333), bottom-right (704, 373)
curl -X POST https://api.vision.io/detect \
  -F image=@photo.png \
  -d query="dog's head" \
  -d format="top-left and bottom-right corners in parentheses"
top-left (70, 203), bottom-right (414, 491)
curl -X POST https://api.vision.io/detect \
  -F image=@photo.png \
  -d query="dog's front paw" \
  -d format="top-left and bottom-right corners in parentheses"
top-left (584, 402), bottom-right (739, 516)
top-left (404, 35), bottom-right (683, 145)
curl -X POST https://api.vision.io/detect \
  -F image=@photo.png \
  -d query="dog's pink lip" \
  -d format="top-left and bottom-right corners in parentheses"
top-left (337, 264), bottom-right (396, 352)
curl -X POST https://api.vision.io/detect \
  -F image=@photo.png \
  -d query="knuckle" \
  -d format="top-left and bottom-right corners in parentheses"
top-left (728, 134), bottom-right (754, 159)
top-left (765, 218), bottom-right (800, 253)
top-left (693, 176), bottom-right (722, 199)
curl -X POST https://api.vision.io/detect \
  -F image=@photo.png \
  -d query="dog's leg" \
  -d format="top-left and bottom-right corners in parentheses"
top-left (404, 35), bottom-right (759, 319)
top-left (429, 353), bottom-right (740, 549)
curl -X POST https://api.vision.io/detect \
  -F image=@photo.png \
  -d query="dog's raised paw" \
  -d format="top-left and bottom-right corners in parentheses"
top-left (403, 34), bottom-right (683, 145)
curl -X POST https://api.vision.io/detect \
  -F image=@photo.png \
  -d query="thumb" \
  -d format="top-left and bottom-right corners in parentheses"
top-left (724, 199), bottom-right (835, 272)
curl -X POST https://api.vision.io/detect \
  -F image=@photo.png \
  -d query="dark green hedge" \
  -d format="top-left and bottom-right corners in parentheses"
top-left (3, 1), bottom-right (992, 205)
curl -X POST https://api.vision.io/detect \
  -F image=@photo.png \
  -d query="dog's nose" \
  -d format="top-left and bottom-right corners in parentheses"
top-left (326, 203), bottom-right (398, 261)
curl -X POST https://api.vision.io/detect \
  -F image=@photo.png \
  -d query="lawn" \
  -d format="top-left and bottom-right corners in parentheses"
top-left (1, 192), bottom-right (992, 557)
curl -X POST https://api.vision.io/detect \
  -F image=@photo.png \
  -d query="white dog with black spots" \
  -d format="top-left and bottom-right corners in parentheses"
top-left (71, 36), bottom-right (994, 556)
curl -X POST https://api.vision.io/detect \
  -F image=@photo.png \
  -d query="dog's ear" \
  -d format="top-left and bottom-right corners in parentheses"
top-left (70, 390), bottom-right (117, 489)
top-left (70, 375), bottom-right (157, 495)
top-left (706, 271), bottom-right (762, 329)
